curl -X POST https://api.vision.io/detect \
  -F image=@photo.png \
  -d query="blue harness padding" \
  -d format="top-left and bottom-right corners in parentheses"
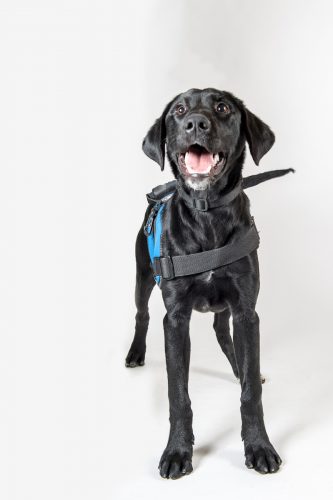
top-left (144, 182), bottom-right (177, 284)
top-left (145, 202), bottom-right (167, 284)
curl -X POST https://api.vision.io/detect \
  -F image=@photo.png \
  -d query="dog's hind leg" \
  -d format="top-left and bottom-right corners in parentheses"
top-left (213, 310), bottom-right (265, 383)
top-left (213, 310), bottom-right (239, 379)
top-left (125, 226), bottom-right (155, 368)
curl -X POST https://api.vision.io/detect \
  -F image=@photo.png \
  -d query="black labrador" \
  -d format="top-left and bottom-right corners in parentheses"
top-left (126, 88), bottom-right (283, 478)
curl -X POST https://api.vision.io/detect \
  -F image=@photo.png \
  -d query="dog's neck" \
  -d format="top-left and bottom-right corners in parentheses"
top-left (176, 158), bottom-right (244, 212)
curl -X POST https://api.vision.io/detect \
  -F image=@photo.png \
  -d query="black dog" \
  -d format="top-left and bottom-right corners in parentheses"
top-left (126, 88), bottom-right (285, 478)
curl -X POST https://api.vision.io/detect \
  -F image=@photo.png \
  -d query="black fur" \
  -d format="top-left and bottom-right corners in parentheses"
top-left (126, 89), bottom-right (283, 478)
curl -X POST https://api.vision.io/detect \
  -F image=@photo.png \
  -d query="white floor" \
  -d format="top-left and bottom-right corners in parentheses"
top-left (1, 277), bottom-right (332, 500)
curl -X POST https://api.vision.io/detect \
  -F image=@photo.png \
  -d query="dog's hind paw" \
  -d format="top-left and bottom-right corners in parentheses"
top-left (159, 449), bottom-right (193, 480)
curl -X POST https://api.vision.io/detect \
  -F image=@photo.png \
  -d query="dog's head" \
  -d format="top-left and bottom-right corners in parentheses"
top-left (142, 88), bottom-right (275, 190)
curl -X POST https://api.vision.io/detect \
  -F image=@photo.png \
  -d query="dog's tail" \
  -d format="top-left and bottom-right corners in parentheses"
top-left (243, 168), bottom-right (295, 189)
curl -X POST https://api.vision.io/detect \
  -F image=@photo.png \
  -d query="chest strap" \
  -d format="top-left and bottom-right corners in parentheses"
top-left (152, 220), bottom-right (259, 280)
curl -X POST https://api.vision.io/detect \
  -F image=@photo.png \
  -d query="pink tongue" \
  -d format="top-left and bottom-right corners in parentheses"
top-left (185, 149), bottom-right (214, 173)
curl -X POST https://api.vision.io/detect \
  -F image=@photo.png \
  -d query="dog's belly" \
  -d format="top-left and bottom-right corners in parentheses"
top-left (193, 300), bottom-right (228, 313)
top-left (191, 272), bottom-right (229, 313)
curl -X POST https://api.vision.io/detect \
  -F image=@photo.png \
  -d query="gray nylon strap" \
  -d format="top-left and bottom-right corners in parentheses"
top-left (177, 180), bottom-right (242, 211)
top-left (153, 223), bottom-right (260, 280)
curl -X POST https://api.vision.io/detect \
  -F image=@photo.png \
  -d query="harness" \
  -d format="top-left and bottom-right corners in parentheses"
top-left (144, 169), bottom-right (294, 285)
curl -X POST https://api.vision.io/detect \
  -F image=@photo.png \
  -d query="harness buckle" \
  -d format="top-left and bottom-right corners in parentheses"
top-left (193, 198), bottom-right (208, 211)
top-left (153, 256), bottom-right (175, 280)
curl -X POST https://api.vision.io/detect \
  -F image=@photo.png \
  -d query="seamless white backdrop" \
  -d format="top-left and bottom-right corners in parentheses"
top-left (0, 1), bottom-right (332, 499)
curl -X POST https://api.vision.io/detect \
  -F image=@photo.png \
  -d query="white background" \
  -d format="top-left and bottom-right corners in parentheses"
top-left (1, 1), bottom-right (333, 499)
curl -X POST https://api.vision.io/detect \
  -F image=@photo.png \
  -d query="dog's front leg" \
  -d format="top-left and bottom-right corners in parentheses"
top-left (232, 309), bottom-right (282, 474)
top-left (159, 306), bottom-right (194, 479)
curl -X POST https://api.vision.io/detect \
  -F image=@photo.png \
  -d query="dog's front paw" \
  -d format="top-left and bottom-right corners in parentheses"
top-left (125, 343), bottom-right (146, 367)
top-left (159, 448), bottom-right (193, 479)
top-left (244, 441), bottom-right (282, 474)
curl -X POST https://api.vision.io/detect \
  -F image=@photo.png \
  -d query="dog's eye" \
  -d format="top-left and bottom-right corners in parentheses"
top-left (216, 102), bottom-right (230, 114)
top-left (175, 104), bottom-right (187, 116)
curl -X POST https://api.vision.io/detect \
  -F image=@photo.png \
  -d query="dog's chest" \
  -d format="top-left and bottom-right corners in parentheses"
top-left (159, 198), bottom-right (254, 311)
top-left (204, 270), bottom-right (214, 282)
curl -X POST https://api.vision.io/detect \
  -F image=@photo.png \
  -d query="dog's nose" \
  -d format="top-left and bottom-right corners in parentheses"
top-left (185, 114), bottom-right (211, 134)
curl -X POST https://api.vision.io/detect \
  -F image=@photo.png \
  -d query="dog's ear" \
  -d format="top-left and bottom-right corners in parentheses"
top-left (142, 101), bottom-right (173, 170)
top-left (242, 107), bottom-right (275, 165)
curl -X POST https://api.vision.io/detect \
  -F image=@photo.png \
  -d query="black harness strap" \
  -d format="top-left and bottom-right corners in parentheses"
top-left (146, 168), bottom-right (294, 208)
top-left (152, 221), bottom-right (260, 280)
top-left (147, 180), bottom-right (241, 210)
top-left (243, 168), bottom-right (295, 189)
top-left (146, 180), bottom-right (177, 205)
top-left (177, 180), bottom-right (242, 211)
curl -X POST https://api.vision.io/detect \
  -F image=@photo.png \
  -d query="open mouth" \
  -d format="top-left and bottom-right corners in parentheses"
top-left (178, 144), bottom-right (227, 177)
